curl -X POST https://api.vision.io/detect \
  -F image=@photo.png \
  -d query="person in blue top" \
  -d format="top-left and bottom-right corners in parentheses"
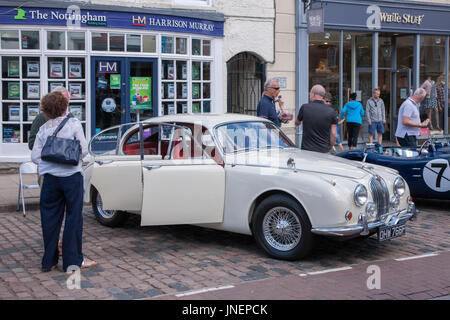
top-left (340, 92), bottom-right (364, 150)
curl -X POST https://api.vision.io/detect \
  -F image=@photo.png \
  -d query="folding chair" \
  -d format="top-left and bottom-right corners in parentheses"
top-left (17, 161), bottom-right (40, 217)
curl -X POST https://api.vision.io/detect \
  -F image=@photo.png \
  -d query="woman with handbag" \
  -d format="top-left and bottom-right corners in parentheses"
top-left (31, 91), bottom-right (97, 272)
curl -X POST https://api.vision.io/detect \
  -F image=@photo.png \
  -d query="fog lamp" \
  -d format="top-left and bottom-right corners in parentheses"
top-left (366, 202), bottom-right (377, 219)
top-left (390, 196), bottom-right (400, 210)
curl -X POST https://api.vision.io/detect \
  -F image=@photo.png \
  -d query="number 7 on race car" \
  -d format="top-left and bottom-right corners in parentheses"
top-left (431, 162), bottom-right (448, 188)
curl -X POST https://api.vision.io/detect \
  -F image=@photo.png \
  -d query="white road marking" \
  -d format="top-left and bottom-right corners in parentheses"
top-left (395, 253), bottom-right (439, 261)
top-left (299, 266), bottom-right (353, 277)
top-left (175, 285), bottom-right (235, 297)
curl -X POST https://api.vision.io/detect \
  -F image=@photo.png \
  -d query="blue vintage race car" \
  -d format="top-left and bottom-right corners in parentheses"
top-left (336, 136), bottom-right (450, 200)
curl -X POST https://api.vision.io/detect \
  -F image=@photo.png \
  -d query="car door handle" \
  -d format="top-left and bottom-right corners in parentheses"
top-left (143, 164), bottom-right (161, 171)
top-left (95, 160), bottom-right (113, 165)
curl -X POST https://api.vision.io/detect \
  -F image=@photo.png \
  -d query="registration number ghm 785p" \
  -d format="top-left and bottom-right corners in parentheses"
top-left (378, 221), bottom-right (406, 242)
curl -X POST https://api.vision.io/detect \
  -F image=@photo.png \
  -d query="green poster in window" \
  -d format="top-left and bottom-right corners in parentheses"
top-left (110, 74), bottom-right (121, 89)
top-left (8, 61), bottom-right (19, 77)
top-left (8, 82), bottom-right (20, 99)
top-left (130, 77), bottom-right (152, 110)
top-left (192, 102), bottom-right (201, 113)
top-left (192, 83), bottom-right (200, 99)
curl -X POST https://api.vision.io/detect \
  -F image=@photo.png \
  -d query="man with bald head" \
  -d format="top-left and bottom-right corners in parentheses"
top-left (295, 85), bottom-right (338, 153)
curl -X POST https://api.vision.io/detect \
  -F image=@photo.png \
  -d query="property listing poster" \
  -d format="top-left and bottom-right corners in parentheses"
top-left (130, 77), bottom-right (152, 110)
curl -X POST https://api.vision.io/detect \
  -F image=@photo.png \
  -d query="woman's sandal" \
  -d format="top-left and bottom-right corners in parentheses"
top-left (42, 265), bottom-right (57, 272)
top-left (81, 260), bottom-right (98, 269)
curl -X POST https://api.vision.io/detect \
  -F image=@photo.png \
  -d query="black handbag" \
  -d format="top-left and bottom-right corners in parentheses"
top-left (41, 117), bottom-right (81, 166)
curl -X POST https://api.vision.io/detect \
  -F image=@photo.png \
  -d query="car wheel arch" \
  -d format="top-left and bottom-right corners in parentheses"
top-left (248, 190), bottom-right (310, 232)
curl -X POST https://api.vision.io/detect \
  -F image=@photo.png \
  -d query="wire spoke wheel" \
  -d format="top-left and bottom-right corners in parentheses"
top-left (96, 192), bottom-right (117, 219)
top-left (262, 206), bottom-right (302, 251)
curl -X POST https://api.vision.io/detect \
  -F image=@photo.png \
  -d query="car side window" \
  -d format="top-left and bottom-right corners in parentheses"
top-left (123, 125), bottom-right (161, 156)
top-left (168, 127), bottom-right (198, 160)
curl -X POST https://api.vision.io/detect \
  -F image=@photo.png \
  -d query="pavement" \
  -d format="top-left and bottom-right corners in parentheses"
top-left (0, 166), bottom-right (449, 302)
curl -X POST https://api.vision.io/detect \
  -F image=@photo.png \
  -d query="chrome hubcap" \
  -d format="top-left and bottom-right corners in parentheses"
top-left (262, 207), bottom-right (302, 251)
top-left (96, 193), bottom-right (116, 219)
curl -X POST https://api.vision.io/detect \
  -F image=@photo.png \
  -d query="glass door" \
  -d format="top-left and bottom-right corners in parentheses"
top-left (91, 57), bottom-right (158, 137)
top-left (391, 68), bottom-right (411, 141)
top-left (91, 57), bottom-right (125, 136)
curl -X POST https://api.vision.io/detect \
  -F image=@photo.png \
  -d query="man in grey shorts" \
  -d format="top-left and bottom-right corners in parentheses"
top-left (366, 88), bottom-right (386, 145)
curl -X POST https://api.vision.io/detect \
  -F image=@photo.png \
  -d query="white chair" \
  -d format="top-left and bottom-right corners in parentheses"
top-left (17, 162), bottom-right (40, 217)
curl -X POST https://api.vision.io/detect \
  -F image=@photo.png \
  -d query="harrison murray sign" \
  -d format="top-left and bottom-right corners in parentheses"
top-left (0, 6), bottom-right (224, 36)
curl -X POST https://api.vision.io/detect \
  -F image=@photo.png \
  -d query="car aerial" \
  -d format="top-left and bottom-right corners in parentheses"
top-left (83, 114), bottom-right (417, 261)
top-left (336, 136), bottom-right (450, 200)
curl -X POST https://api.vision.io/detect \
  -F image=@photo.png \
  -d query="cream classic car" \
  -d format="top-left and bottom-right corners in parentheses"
top-left (84, 114), bottom-right (417, 260)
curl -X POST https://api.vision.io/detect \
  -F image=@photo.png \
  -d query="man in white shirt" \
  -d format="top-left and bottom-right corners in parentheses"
top-left (395, 88), bottom-right (429, 147)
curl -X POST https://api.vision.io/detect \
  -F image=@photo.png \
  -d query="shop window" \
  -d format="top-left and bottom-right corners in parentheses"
top-left (176, 37), bottom-right (187, 55)
top-left (161, 36), bottom-right (174, 54)
top-left (1, 55), bottom-right (44, 144)
top-left (92, 32), bottom-right (107, 51)
top-left (21, 31), bottom-right (39, 50)
top-left (1, 31), bottom-right (19, 49)
top-left (48, 57), bottom-right (65, 79)
top-left (68, 32), bottom-right (85, 51)
top-left (192, 39), bottom-right (201, 56)
top-left (47, 31), bottom-right (66, 50)
top-left (110, 34), bottom-right (125, 52)
top-left (309, 31), bottom-right (340, 109)
top-left (127, 34), bottom-right (141, 52)
top-left (2, 56), bottom-right (20, 79)
top-left (420, 35), bottom-right (446, 131)
top-left (129, 60), bottom-right (154, 122)
top-left (161, 59), bottom-right (211, 115)
top-left (192, 61), bottom-right (212, 113)
top-left (23, 57), bottom-right (41, 79)
top-left (227, 52), bottom-right (265, 115)
top-left (202, 40), bottom-right (211, 56)
top-left (143, 35), bottom-right (156, 53)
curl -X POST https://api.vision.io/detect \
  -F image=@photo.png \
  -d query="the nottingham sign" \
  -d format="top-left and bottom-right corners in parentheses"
top-left (0, 6), bottom-right (224, 37)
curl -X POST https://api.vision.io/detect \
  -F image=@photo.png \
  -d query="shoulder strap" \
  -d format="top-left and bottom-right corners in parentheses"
top-left (52, 117), bottom-right (71, 137)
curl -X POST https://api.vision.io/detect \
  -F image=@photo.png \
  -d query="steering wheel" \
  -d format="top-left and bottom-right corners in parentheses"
top-left (418, 139), bottom-right (430, 156)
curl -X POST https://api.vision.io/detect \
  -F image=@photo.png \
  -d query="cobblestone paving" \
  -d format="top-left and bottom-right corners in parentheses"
top-left (0, 200), bottom-right (449, 300)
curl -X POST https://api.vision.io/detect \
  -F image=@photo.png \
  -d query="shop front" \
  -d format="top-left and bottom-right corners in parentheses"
top-left (0, 3), bottom-right (224, 161)
top-left (298, 0), bottom-right (450, 145)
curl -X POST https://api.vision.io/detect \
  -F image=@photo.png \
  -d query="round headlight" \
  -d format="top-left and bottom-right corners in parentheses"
top-left (394, 177), bottom-right (406, 197)
top-left (354, 184), bottom-right (368, 207)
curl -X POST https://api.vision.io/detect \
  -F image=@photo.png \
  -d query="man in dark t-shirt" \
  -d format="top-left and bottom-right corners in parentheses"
top-left (295, 85), bottom-right (338, 153)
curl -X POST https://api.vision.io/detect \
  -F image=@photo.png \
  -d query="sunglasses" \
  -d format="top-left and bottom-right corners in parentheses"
top-left (270, 87), bottom-right (280, 90)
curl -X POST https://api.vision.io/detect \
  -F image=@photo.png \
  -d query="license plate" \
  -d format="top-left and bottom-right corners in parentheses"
top-left (378, 221), bottom-right (406, 242)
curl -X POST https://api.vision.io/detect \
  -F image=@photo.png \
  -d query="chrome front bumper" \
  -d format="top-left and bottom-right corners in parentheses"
top-left (311, 202), bottom-right (418, 237)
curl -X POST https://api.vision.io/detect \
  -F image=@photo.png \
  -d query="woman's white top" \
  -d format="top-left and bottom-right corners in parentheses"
top-left (31, 115), bottom-right (88, 177)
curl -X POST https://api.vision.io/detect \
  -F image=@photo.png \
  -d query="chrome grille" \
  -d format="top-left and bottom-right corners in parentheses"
top-left (369, 176), bottom-right (390, 217)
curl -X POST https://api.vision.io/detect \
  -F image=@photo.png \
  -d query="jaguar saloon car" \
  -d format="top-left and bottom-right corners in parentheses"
top-left (83, 114), bottom-right (417, 260)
